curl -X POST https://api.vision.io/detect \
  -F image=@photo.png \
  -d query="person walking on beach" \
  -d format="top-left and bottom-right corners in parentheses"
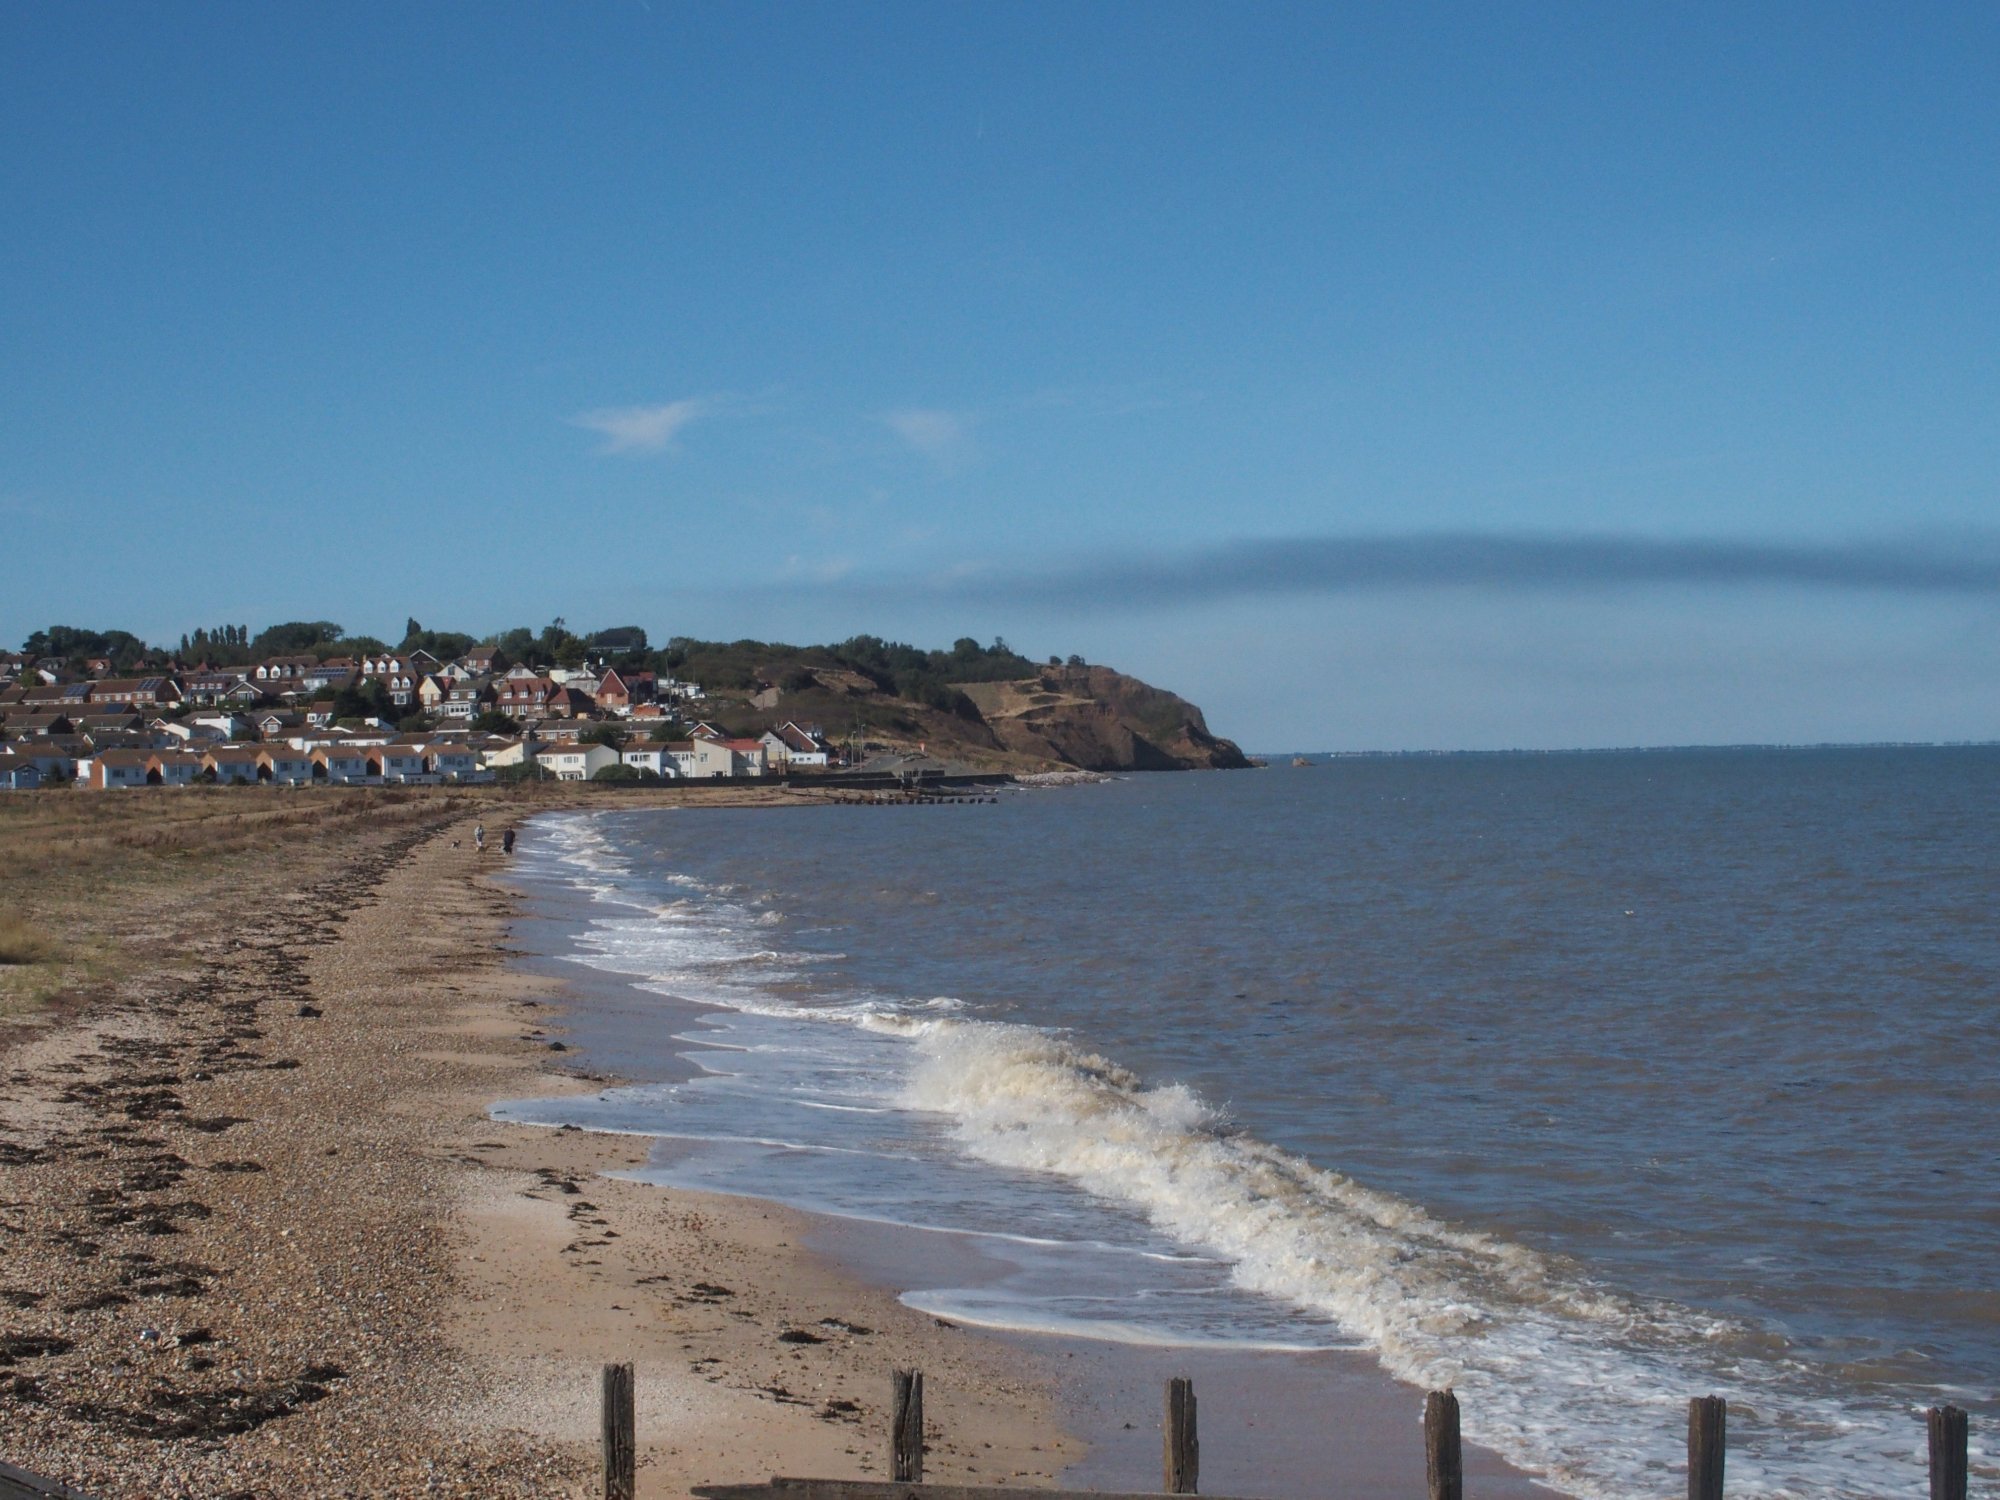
top-left (502, 827), bottom-right (515, 855)
top-left (473, 822), bottom-right (486, 853)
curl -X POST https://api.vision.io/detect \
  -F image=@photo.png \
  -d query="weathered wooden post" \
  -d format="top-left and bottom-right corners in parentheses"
top-left (1164, 1376), bottom-right (1199, 1494)
top-left (891, 1368), bottom-right (925, 1483)
top-left (1687, 1395), bottom-right (1726, 1500)
top-left (602, 1361), bottom-right (636, 1500)
top-left (1928, 1405), bottom-right (1968, 1500)
top-left (1425, 1389), bottom-right (1463, 1500)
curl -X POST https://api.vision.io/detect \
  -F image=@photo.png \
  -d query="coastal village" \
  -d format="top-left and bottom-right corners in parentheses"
top-left (0, 631), bottom-right (836, 792)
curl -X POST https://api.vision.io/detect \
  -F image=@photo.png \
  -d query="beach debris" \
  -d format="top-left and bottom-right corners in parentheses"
top-left (777, 1328), bottom-right (824, 1344)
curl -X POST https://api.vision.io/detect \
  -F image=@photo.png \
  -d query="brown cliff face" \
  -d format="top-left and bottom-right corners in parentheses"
top-left (953, 667), bottom-right (1250, 772)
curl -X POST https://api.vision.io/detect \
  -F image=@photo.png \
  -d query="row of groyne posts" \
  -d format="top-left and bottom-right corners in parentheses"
top-left (613, 1366), bottom-right (1976, 1500)
top-left (0, 1368), bottom-right (1974, 1499)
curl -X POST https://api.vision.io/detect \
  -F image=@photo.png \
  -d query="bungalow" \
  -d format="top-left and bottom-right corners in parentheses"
top-left (83, 748), bottom-right (157, 789)
top-left (425, 744), bottom-right (487, 783)
top-left (9, 744), bottom-right (80, 782)
top-left (255, 710), bottom-right (304, 738)
top-left (190, 712), bottom-right (253, 740)
top-left (305, 700), bottom-right (336, 728)
top-left (533, 742), bottom-right (620, 781)
top-left (687, 722), bottom-right (727, 742)
top-left (260, 747), bottom-right (316, 785)
top-left (151, 750), bottom-right (206, 787)
top-left (376, 743), bottom-right (435, 782)
top-left (0, 754), bottom-right (43, 790)
top-left (619, 746), bottom-right (679, 778)
top-left (311, 747), bottom-right (372, 785)
top-left (204, 746), bottom-right (268, 784)
top-left (77, 712), bottom-right (148, 738)
top-left (3, 713), bottom-right (75, 738)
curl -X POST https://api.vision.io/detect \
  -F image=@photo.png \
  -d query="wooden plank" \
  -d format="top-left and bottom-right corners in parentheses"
top-left (891, 1368), bottom-right (924, 1484)
top-left (1687, 1395), bottom-right (1726, 1500)
top-left (1425, 1389), bottom-right (1463, 1500)
top-left (1928, 1405), bottom-right (1968, 1500)
top-left (0, 1458), bottom-right (103, 1500)
top-left (1164, 1377), bottom-right (1198, 1494)
top-left (693, 1480), bottom-right (1267, 1500)
top-left (603, 1360), bottom-right (636, 1500)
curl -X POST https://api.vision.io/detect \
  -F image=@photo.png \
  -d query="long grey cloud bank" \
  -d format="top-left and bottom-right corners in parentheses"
top-left (872, 533), bottom-right (2000, 610)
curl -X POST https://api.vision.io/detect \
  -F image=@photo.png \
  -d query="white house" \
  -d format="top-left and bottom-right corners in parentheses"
top-left (312, 747), bottom-right (372, 784)
top-left (261, 748), bottom-right (316, 785)
top-left (427, 744), bottom-right (490, 783)
top-left (620, 746), bottom-right (679, 778)
top-left (533, 742), bottom-right (620, 781)
top-left (688, 738), bottom-right (766, 779)
top-left (152, 750), bottom-right (206, 787)
top-left (377, 744), bottom-right (434, 782)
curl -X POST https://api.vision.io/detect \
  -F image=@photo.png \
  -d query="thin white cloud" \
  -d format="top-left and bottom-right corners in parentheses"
top-left (881, 408), bottom-right (970, 464)
top-left (571, 398), bottom-right (709, 455)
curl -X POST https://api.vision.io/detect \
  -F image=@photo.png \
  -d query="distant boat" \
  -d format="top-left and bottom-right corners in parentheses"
top-left (1291, 755), bottom-right (1314, 767)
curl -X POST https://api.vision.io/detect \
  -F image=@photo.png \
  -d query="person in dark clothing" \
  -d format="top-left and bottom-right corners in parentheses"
top-left (502, 827), bottom-right (516, 855)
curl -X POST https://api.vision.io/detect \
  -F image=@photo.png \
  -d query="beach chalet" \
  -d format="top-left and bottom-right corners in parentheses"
top-left (261, 747), bottom-right (316, 785)
top-left (311, 746), bottom-right (372, 784)
top-left (204, 746), bottom-right (268, 784)
top-left (619, 745), bottom-right (679, 778)
top-left (83, 748), bottom-right (157, 789)
top-left (533, 742), bottom-right (620, 780)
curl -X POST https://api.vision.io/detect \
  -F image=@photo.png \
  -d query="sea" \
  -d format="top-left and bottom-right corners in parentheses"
top-left (492, 748), bottom-right (2000, 1500)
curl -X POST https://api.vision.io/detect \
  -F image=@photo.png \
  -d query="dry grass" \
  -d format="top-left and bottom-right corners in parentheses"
top-left (0, 786), bottom-right (493, 1025)
top-left (0, 913), bottom-right (57, 966)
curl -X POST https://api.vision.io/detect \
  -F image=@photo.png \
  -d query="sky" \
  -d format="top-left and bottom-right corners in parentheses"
top-left (3, 3), bottom-right (1998, 750)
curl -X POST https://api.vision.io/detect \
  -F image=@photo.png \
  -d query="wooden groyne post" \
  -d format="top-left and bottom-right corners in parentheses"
top-left (1687, 1396), bottom-right (1726, 1500)
top-left (603, 1360), bottom-right (636, 1500)
top-left (1164, 1376), bottom-right (1199, 1494)
top-left (1930, 1404), bottom-right (1969, 1500)
top-left (892, 1368), bottom-right (925, 1483)
top-left (1425, 1388), bottom-right (1463, 1500)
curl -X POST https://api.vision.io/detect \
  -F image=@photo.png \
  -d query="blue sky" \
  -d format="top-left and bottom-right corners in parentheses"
top-left (4, 3), bottom-right (1997, 748)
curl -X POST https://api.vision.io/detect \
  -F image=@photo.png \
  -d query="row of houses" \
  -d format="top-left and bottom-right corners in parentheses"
top-left (0, 718), bottom-right (836, 790)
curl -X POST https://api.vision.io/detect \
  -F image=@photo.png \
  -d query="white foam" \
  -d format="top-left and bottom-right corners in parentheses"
top-left (514, 809), bottom-right (1939, 1500)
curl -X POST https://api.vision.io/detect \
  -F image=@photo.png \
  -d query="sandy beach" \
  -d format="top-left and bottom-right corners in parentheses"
top-left (0, 790), bottom-right (1071, 1498)
top-left (1, 787), bottom-right (1558, 1500)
